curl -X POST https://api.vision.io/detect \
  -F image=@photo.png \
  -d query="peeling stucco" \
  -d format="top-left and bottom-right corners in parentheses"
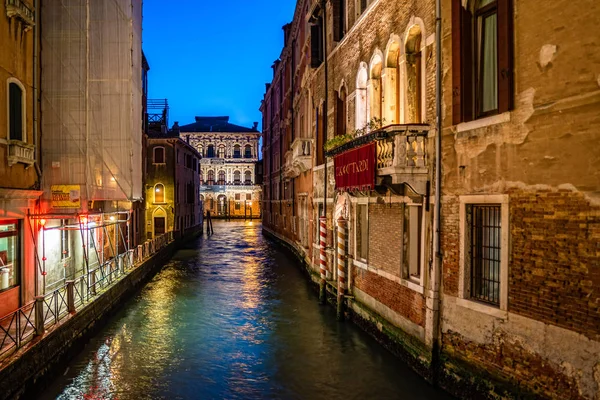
top-left (539, 44), bottom-right (558, 70)
top-left (453, 88), bottom-right (536, 159)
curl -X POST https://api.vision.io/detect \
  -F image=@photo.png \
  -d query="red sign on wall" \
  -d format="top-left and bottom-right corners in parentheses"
top-left (334, 143), bottom-right (376, 191)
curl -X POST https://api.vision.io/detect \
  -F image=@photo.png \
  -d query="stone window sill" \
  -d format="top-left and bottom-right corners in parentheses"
top-left (456, 111), bottom-right (511, 133)
top-left (456, 297), bottom-right (507, 320)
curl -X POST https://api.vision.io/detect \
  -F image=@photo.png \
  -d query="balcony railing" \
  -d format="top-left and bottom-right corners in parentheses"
top-left (200, 183), bottom-right (259, 192)
top-left (6, 0), bottom-right (35, 29)
top-left (283, 138), bottom-right (313, 178)
top-left (7, 140), bottom-right (35, 167)
top-left (326, 124), bottom-right (430, 194)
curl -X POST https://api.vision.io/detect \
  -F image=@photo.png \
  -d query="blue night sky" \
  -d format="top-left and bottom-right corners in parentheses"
top-left (142, 0), bottom-right (297, 131)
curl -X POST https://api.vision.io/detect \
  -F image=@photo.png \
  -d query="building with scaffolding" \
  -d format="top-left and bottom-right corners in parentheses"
top-left (32, 0), bottom-right (144, 296)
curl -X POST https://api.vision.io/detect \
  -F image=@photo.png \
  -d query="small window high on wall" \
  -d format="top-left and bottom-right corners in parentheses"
top-left (153, 147), bottom-right (165, 164)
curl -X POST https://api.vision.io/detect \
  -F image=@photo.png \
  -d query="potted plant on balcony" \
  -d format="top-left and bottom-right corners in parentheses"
top-left (324, 118), bottom-right (386, 152)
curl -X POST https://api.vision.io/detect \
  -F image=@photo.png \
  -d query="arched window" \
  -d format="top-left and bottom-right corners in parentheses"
top-left (384, 38), bottom-right (401, 124)
top-left (233, 145), bottom-right (241, 158)
top-left (244, 170), bottom-right (252, 185)
top-left (336, 86), bottom-right (347, 136)
top-left (199, 170), bottom-right (204, 184)
top-left (233, 170), bottom-right (241, 184)
top-left (368, 53), bottom-right (383, 129)
top-left (217, 144), bottom-right (225, 158)
top-left (197, 144), bottom-right (204, 157)
top-left (405, 25), bottom-right (423, 123)
top-left (153, 147), bottom-right (165, 163)
top-left (8, 81), bottom-right (25, 141)
top-left (207, 170), bottom-right (215, 185)
top-left (244, 144), bottom-right (252, 158)
top-left (218, 170), bottom-right (226, 185)
top-left (355, 66), bottom-right (368, 133)
top-left (207, 144), bottom-right (215, 158)
top-left (154, 184), bottom-right (165, 203)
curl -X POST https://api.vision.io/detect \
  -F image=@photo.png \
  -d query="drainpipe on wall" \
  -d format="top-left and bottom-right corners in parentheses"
top-left (33, 0), bottom-right (41, 182)
top-left (430, 0), bottom-right (443, 384)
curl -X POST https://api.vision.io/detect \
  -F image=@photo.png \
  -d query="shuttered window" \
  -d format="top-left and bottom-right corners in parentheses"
top-left (9, 83), bottom-right (23, 141)
top-left (452, 0), bottom-right (513, 124)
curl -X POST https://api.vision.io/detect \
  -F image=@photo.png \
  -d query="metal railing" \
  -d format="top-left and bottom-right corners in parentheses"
top-left (0, 232), bottom-right (175, 360)
top-left (0, 301), bottom-right (36, 357)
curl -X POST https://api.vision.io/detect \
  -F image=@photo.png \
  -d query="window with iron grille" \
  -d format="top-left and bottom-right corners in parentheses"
top-left (467, 204), bottom-right (501, 306)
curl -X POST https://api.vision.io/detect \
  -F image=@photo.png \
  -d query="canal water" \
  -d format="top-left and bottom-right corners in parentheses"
top-left (40, 222), bottom-right (450, 400)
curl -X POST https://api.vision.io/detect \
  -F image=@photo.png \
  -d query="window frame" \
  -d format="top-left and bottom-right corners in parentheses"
top-left (154, 183), bottom-right (166, 204)
top-left (153, 146), bottom-right (165, 164)
top-left (452, 0), bottom-right (513, 125)
top-left (475, 0), bottom-right (499, 118)
top-left (458, 194), bottom-right (509, 315)
top-left (354, 201), bottom-right (369, 262)
top-left (7, 79), bottom-right (26, 143)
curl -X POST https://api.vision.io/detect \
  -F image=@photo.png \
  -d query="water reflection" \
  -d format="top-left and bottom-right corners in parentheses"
top-left (42, 222), bottom-right (451, 400)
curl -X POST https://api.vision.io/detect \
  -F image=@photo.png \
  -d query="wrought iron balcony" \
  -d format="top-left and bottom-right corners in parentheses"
top-left (7, 140), bottom-right (35, 167)
top-left (6, 0), bottom-right (35, 29)
top-left (326, 124), bottom-right (430, 194)
top-left (283, 138), bottom-right (313, 179)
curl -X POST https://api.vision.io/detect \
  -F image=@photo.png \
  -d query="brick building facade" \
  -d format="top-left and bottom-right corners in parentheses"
top-left (261, 0), bottom-right (316, 263)
top-left (262, 0), bottom-right (600, 398)
top-left (438, 0), bottom-right (600, 398)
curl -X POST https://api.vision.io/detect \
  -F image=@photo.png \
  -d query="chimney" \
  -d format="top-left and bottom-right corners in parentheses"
top-left (253, 122), bottom-right (258, 130)
top-left (186, 135), bottom-right (190, 144)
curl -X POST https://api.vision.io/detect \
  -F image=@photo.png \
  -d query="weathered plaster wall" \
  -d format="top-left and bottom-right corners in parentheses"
top-left (440, 0), bottom-right (600, 397)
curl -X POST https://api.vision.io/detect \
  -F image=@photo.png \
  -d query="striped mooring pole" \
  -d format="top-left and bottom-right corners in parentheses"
top-left (319, 216), bottom-right (327, 304)
top-left (337, 216), bottom-right (347, 320)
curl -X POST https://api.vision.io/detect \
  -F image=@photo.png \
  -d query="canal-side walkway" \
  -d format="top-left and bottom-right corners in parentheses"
top-left (0, 227), bottom-right (202, 400)
top-left (39, 221), bottom-right (451, 399)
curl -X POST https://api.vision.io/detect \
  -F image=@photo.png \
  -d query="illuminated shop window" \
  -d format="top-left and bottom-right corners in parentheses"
top-left (0, 221), bottom-right (20, 292)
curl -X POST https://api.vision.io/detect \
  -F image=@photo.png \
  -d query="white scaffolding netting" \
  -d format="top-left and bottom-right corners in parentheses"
top-left (41, 0), bottom-right (143, 206)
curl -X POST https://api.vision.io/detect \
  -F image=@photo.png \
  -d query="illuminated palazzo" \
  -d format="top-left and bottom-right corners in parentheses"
top-left (179, 117), bottom-right (262, 219)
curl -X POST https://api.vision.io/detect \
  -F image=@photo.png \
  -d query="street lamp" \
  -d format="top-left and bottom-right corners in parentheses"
top-left (248, 202), bottom-right (253, 220)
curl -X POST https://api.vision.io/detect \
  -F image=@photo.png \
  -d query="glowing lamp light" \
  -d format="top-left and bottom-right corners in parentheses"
top-left (156, 187), bottom-right (161, 193)
top-left (109, 216), bottom-right (116, 222)
top-left (248, 202), bottom-right (252, 206)
top-left (39, 219), bottom-right (46, 227)
top-left (42, 271), bottom-right (47, 276)
top-left (80, 216), bottom-right (88, 225)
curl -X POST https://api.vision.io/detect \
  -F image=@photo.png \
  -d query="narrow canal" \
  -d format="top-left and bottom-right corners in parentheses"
top-left (40, 222), bottom-right (450, 400)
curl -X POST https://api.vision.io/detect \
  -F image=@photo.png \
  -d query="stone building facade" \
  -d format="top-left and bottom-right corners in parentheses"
top-left (262, 0), bottom-right (600, 398)
top-left (180, 117), bottom-right (262, 219)
top-left (145, 132), bottom-right (202, 240)
top-left (0, 0), bottom-right (41, 317)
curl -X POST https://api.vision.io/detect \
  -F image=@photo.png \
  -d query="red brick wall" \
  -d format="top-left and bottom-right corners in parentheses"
top-left (354, 267), bottom-right (425, 327)
top-left (443, 331), bottom-right (584, 400)
top-left (508, 188), bottom-right (600, 341)
top-left (441, 196), bottom-right (460, 297)
top-left (368, 204), bottom-right (402, 277)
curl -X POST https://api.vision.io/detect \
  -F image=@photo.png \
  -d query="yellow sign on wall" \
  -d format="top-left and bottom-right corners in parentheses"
top-left (51, 185), bottom-right (81, 208)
